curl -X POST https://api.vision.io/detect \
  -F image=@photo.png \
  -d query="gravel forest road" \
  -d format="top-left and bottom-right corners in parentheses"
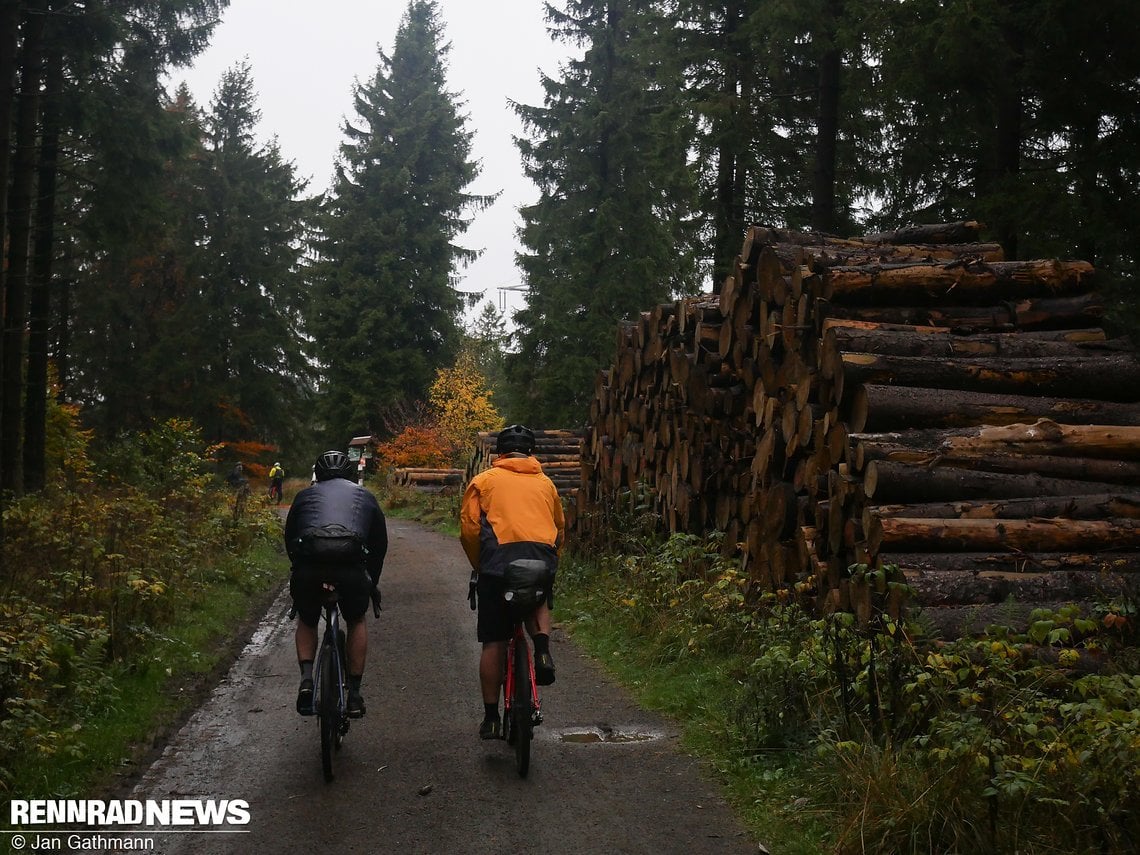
top-left (131, 517), bottom-right (757, 855)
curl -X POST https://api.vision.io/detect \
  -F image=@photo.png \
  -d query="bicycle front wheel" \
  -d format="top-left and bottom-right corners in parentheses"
top-left (512, 638), bottom-right (532, 778)
top-left (318, 639), bottom-right (338, 782)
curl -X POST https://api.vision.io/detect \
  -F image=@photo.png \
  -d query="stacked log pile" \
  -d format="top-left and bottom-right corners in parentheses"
top-left (393, 468), bottom-right (464, 492)
top-left (465, 429), bottom-right (585, 497)
top-left (577, 220), bottom-right (1140, 627)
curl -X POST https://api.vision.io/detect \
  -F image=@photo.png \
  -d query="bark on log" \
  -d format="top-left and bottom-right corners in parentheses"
top-left (824, 291), bottom-right (1104, 331)
top-left (874, 516), bottom-right (1140, 552)
top-left (863, 460), bottom-right (1129, 503)
top-left (860, 221), bottom-right (984, 245)
top-left (827, 260), bottom-right (1094, 306)
top-left (841, 352), bottom-right (1140, 402)
top-left (901, 567), bottom-right (1129, 606)
top-left (808, 243), bottom-right (1005, 266)
top-left (852, 422), bottom-right (1140, 464)
top-left (823, 318), bottom-right (1107, 343)
top-left (881, 551), bottom-right (1140, 575)
top-left (827, 326), bottom-right (1122, 359)
top-left (869, 493), bottom-right (1140, 522)
top-left (847, 384), bottom-right (1140, 432)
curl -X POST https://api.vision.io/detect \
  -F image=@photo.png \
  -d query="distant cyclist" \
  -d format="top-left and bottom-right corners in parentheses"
top-left (286, 450), bottom-right (388, 718)
top-left (460, 424), bottom-right (564, 739)
top-left (268, 461), bottom-right (285, 504)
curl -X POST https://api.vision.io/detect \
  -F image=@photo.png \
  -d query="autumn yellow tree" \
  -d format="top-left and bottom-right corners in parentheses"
top-left (429, 348), bottom-right (502, 464)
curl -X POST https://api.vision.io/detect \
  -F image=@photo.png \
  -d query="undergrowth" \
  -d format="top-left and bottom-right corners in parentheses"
top-left (378, 479), bottom-right (461, 537)
top-left (0, 413), bottom-right (284, 809)
top-left (557, 528), bottom-right (1140, 855)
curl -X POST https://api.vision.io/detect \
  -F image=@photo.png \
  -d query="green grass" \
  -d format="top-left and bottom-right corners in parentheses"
top-left (555, 559), bottom-right (831, 854)
top-left (377, 481), bottom-right (461, 537)
top-left (4, 542), bottom-right (286, 805)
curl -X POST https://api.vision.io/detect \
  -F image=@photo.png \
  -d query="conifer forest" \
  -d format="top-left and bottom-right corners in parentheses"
top-left (0, 0), bottom-right (1137, 488)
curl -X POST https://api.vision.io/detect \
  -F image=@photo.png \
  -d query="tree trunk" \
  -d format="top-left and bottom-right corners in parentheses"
top-left (847, 383), bottom-right (1140, 432)
top-left (852, 421), bottom-right (1140, 465)
top-left (901, 567), bottom-right (1128, 607)
top-left (869, 492), bottom-right (1140, 522)
top-left (827, 326), bottom-right (1122, 360)
top-left (863, 459), bottom-right (1126, 503)
top-left (841, 352), bottom-right (1140, 402)
top-left (873, 516), bottom-right (1140, 553)
top-left (0, 0), bottom-right (23, 559)
top-left (810, 3), bottom-right (841, 233)
top-left (881, 550), bottom-right (1140, 576)
top-left (827, 259), bottom-right (1094, 305)
top-left (861, 221), bottom-right (984, 244)
top-left (1, 0), bottom-right (44, 494)
top-left (22, 43), bottom-right (60, 493)
top-left (711, 1), bottom-right (747, 290)
top-left (824, 291), bottom-right (1103, 331)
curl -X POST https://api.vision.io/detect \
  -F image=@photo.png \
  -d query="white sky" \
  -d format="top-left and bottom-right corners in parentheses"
top-left (172, 0), bottom-right (572, 323)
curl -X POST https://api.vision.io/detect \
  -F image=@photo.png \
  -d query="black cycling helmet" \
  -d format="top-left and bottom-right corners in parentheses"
top-left (496, 424), bottom-right (536, 455)
top-left (314, 449), bottom-right (352, 482)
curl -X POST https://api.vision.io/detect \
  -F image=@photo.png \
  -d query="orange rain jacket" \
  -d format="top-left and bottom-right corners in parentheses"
top-left (460, 455), bottom-right (565, 577)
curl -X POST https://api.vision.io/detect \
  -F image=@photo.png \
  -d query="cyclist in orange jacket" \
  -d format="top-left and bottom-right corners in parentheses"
top-left (460, 424), bottom-right (564, 740)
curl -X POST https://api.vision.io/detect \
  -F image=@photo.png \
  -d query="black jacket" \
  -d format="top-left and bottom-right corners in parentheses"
top-left (285, 478), bottom-right (388, 585)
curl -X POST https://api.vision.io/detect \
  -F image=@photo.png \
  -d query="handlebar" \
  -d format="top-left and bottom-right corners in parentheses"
top-left (468, 571), bottom-right (478, 611)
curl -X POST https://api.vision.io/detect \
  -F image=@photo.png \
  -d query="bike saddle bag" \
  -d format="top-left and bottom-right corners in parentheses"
top-left (503, 559), bottom-right (551, 618)
top-left (295, 523), bottom-right (365, 562)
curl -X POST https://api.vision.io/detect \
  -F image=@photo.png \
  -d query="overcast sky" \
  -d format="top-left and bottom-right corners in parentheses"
top-left (173, 0), bottom-right (572, 322)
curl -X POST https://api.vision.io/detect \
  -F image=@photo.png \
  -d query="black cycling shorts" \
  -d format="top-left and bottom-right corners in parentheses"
top-left (476, 571), bottom-right (556, 643)
top-left (290, 564), bottom-right (371, 627)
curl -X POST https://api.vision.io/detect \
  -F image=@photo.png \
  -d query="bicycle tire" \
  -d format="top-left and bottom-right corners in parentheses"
top-left (512, 637), bottom-right (532, 778)
top-left (335, 630), bottom-right (348, 750)
top-left (318, 639), bottom-right (338, 782)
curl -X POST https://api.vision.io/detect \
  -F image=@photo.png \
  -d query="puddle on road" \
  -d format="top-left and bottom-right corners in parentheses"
top-left (557, 726), bottom-right (664, 744)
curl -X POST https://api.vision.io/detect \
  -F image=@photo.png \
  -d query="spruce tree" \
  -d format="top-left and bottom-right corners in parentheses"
top-left (69, 63), bottom-right (310, 455)
top-left (191, 63), bottom-right (313, 447)
top-left (864, 0), bottom-right (1140, 264)
top-left (310, 0), bottom-right (490, 442)
top-left (509, 0), bottom-right (701, 428)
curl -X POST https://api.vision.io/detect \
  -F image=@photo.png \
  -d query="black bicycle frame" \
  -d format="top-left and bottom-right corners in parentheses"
top-left (313, 596), bottom-right (346, 722)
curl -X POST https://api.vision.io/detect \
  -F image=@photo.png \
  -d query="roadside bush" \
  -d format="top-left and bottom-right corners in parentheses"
top-left (0, 416), bottom-right (280, 792)
top-left (818, 637), bottom-right (1140, 853)
top-left (561, 530), bottom-right (1140, 854)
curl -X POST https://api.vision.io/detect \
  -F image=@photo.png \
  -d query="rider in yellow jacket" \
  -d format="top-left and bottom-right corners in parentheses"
top-left (460, 424), bottom-right (564, 739)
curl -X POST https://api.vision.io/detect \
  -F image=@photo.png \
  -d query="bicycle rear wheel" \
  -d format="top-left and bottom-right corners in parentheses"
top-left (512, 638), bottom-right (532, 778)
top-left (318, 639), bottom-right (338, 782)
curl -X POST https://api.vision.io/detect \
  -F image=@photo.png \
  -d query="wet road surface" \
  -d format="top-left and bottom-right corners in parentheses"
top-left (131, 518), bottom-right (756, 854)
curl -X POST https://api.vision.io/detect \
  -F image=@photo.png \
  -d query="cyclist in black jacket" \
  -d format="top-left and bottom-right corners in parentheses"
top-left (286, 450), bottom-right (388, 718)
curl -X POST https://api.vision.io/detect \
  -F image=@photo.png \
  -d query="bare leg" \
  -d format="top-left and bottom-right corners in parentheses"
top-left (480, 641), bottom-right (506, 704)
top-left (346, 618), bottom-right (367, 677)
top-left (295, 621), bottom-right (317, 663)
top-left (526, 602), bottom-right (551, 638)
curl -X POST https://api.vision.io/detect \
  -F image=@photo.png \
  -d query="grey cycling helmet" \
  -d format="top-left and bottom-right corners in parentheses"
top-left (496, 424), bottom-right (536, 455)
top-left (314, 449), bottom-right (352, 482)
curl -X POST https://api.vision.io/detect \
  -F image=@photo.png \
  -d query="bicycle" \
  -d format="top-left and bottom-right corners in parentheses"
top-left (231, 481), bottom-right (250, 520)
top-left (268, 480), bottom-right (283, 504)
top-left (292, 582), bottom-right (381, 782)
top-left (500, 559), bottom-right (549, 778)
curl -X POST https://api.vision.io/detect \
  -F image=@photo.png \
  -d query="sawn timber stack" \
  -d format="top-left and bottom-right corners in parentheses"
top-left (465, 429), bottom-right (585, 498)
top-left (392, 468), bottom-right (464, 492)
top-left (575, 221), bottom-right (1140, 632)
